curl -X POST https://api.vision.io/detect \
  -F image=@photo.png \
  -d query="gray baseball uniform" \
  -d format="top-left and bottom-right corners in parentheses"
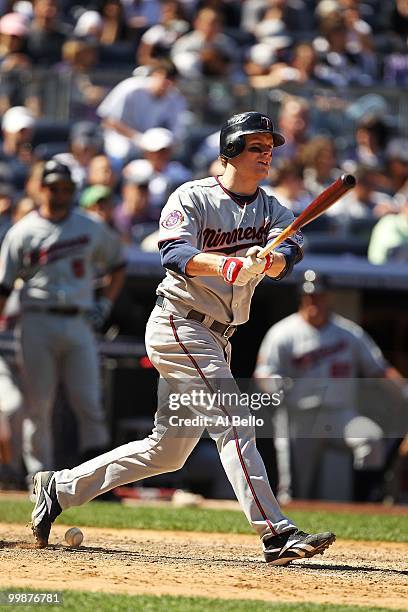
top-left (0, 209), bottom-right (125, 476)
top-left (157, 177), bottom-right (303, 324)
top-left (55, 176), bottom-right (303, 542)
top-left (255, 312), bottom-right (388, 500)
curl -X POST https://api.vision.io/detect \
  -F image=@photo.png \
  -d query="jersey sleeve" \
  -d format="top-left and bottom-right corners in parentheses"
top-left (158, 187), bottom-right (201, 275)
top-left (267, 197), bottom-right (304, 279)
top-left (92, 222), bottom-right (126, 273)
top-left (353, 327), bottom-right (388, 377)
top-left (0, 226), bottom-right (23, 296)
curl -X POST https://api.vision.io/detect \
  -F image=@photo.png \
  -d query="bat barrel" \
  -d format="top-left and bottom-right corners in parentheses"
top-left (257, 173), bottom-right (356, 258)
top-left (342, 174), bottom-right (357, 188)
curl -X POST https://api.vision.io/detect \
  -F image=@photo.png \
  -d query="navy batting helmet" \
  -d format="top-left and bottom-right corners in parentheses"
top-left (42, 160), bottom-right (74, 186)
top-left (299, 270), bottom-right (330, 295)
top-left (220, 111), bottom-right (285, 159)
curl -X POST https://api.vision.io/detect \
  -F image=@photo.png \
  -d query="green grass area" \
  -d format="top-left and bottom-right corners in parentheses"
top-left (0, 590), bottom-right (404, 612)
top-left (0, 498), bottom-right (407, 542)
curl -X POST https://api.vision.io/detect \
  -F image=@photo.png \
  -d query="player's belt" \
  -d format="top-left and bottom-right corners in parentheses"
top-left (155, 296), bottom-right (237, 338)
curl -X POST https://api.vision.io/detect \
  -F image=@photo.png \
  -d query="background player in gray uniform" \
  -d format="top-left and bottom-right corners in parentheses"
top-left (30, 112), bottom-right (335, 566)
top-left (255, 270), bottom-right (406, 502)
top-left (0, 160), bottom-right (126, 480)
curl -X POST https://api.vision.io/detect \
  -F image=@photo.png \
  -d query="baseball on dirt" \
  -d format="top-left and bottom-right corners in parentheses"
top-left (64, 527), bottom-right (84, 547)
top-left (172, 489), bottom-right (203, 508)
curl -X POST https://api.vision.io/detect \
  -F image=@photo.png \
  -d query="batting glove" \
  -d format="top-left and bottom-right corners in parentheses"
top-left (245, 246), bottom-right (274, 275)
top-left (87, 296), bottom-right (113, 331)
top-left (219, 257), bottom-right (255, 286)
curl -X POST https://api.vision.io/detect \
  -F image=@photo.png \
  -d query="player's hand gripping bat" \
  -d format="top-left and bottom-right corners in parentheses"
top-left (258, 174), bottom-right (356, 259)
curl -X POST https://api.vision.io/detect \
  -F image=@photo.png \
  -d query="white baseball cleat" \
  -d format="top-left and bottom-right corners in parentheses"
top-left (31, 471), bottom-right (62, 548)
top-left (263, 529), bottom-right (336, 565)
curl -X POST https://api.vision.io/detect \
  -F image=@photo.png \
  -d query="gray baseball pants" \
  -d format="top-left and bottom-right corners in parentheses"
top-left (18, 311), bottom-right (110, 477)
top-left (274, 405), bottom-right (384, 501)
top-left (55, 300), bottom-right (295, 540)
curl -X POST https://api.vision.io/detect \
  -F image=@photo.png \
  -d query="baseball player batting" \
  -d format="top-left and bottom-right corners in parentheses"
top-left (30, 112), bottom-right (335, 566)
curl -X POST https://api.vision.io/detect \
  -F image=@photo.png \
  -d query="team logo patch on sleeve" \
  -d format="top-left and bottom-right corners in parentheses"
top-left (161, 210), bottom-right (184, 230)
top-left (289, 230), bottom-right (304, 247)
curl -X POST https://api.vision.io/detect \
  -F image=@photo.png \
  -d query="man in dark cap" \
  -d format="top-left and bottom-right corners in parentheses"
top-left (0, 160), bottom-right (125, 482)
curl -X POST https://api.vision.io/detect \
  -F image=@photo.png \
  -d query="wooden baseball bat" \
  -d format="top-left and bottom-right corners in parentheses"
top-left (258, 174), bottom-right (356, 258)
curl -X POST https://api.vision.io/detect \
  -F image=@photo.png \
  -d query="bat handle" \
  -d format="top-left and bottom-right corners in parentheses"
top-left (258, 224), bottom-right (295, 259)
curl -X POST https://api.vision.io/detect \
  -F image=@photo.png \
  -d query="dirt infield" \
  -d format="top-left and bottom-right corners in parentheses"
top-left (0, 524), bottom-right (407, 609)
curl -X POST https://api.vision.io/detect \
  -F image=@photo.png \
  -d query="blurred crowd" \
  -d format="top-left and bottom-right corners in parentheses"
top-left (0, 0), bottom-right (406, 262)
top-left (0, 0), bottom-right (406, 85)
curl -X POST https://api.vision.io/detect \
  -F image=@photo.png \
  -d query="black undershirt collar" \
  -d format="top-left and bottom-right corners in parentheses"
top-left (215, 176), bottom-right (259, 207)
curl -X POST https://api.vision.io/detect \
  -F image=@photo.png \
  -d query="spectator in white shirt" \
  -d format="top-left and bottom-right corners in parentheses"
top-left (97, 60), bottom-right (188, 164)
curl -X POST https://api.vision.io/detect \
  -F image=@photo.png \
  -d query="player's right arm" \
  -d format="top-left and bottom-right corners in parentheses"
top-left (184, 253), bottom-right (224, 276)
top-left (185, 253), bottom-right (268, 286)
top-left (158, 189), bottom-right (243, 282)
top-left (159, 189), bottom-right (269, 286)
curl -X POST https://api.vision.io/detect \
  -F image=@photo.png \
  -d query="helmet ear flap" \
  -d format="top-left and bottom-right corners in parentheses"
top-left (234, 135), bottom-right (245, 156)
top-left (224, 134), bottom-right (245, 158)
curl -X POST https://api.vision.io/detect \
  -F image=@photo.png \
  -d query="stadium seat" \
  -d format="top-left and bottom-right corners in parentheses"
top-left (34, 142), bottom-right (69, 160)
top-left (31, 120), bottom-right (71, 147)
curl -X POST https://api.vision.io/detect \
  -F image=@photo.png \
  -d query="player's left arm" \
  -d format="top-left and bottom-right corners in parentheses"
top-left (87, 264), bottom-right (126, 331)
top-left (91, 222), bottom-right (127, 326)
top-left (263, 252), bottom-right (290, 279)
top-left (101, 265), bottom-right (126, 304)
